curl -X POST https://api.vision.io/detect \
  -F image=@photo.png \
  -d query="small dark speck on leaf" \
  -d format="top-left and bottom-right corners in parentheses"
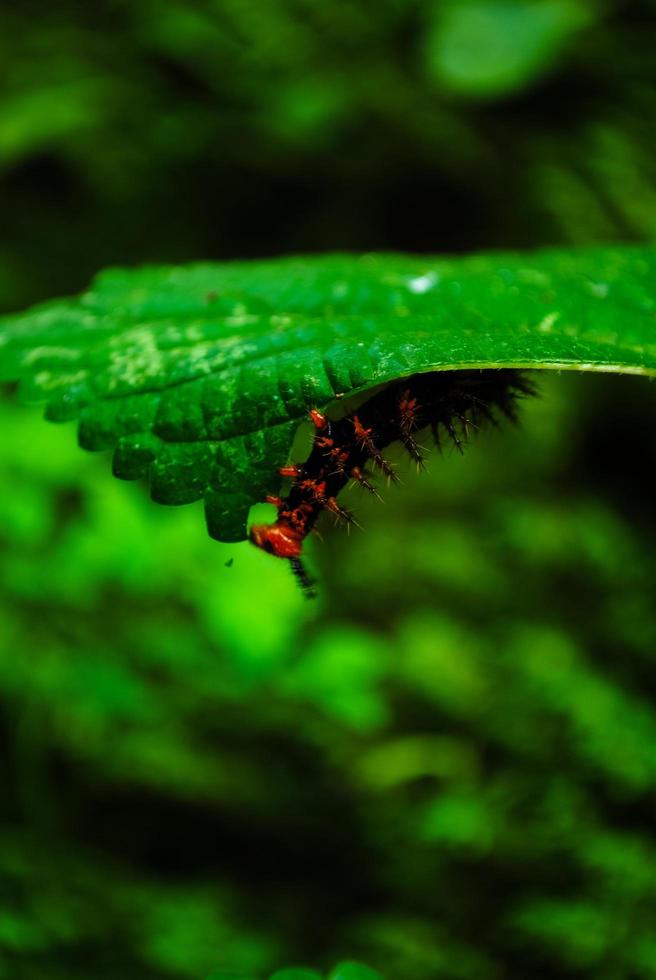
top-left (224, 557), bottom-right (234, 568)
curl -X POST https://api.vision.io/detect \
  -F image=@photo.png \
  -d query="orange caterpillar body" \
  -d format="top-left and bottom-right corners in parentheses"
top-left (250, 370), bottom-right (534, 595)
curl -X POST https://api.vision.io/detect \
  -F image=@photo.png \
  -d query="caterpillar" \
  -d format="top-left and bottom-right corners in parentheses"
top-left (250, 369), bottom-right (536, 596)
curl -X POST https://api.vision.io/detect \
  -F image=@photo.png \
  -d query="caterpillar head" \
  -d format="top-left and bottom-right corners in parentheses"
top-left (249, 520), bottom-right (303, 559)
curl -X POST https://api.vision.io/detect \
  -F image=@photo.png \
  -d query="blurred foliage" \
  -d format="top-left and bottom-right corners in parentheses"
top-left (208, 962), bottom-right (383, 980)
top-left (425, 1), bottom-right (595, 98)
top-left (3, 0), bottom-right (656, 314)
top-left (3, 0), bottom-right (656, 977)
top-left (3, 370), bottom-right (656, 978)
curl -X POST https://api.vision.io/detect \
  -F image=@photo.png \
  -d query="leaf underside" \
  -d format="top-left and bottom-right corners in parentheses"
top-left (1, 245), bottom-right (655, 541)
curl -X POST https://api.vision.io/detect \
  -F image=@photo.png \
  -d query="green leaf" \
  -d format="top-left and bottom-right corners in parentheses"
top-left (1, 245), bottom-right (655, 542)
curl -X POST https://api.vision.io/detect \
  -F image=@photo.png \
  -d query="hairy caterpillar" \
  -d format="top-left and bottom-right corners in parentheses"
top-left (250, 370), bottom-right (536, 596)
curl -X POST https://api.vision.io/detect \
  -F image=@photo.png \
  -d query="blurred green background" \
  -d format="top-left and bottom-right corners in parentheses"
top-left (2, 1), bottom-right (656, 977)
